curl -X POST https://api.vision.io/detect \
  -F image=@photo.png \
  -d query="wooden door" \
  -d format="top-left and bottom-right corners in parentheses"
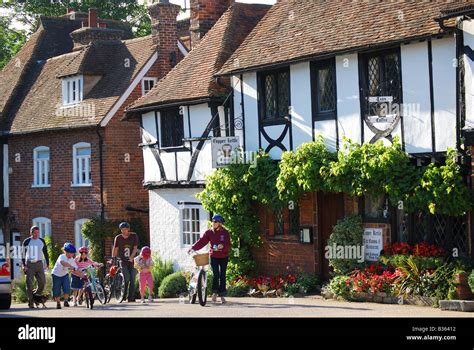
top-left (318, 192), bottom-right (345, 281)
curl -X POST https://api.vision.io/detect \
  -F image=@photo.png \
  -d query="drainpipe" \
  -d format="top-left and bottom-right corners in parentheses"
top-left (96, 126), bottom-right (105, 220)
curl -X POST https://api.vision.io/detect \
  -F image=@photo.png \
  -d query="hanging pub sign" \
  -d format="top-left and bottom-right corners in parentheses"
top-left (211, 136), bottom-right (241, 168)
top-left (364, 95), bottom-right (401, 143)
top-left (363, 228), bottom-right (384, 262)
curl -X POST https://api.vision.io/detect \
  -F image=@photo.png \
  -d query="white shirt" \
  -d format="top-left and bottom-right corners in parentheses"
top-left (25, 238), bottom-right (45, 262)
top-left (52, 254), bottom-right (78, 277)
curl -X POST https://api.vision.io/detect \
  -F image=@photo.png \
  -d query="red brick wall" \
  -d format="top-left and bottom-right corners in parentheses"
top-left (8, 128), bottom-right (101, 244)
top-left (252, 193), bottom-right (318, 275)
top-left (189, 0), bottom-right (235, 47)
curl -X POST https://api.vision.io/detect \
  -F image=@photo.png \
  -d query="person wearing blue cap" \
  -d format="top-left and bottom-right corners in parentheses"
top-left (51, 243), bottom-right (84, 309)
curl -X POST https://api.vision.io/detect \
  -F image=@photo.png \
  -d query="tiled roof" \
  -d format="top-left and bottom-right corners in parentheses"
top-left (219, 0), bottom-right (461, 75)
top-left (126, 3), bottom-right (270, 113)
top-left (8, 35), bottom-right (157, 134)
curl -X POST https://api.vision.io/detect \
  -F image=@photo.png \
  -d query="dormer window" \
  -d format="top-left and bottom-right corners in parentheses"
top-left (141, 77), bottom-right (157, 96)
top-left (62, 75), bottom-right (83, 105)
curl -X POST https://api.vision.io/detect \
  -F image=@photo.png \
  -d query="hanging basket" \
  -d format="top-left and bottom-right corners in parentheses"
top-left (193, 253), bottom-right (209, 266)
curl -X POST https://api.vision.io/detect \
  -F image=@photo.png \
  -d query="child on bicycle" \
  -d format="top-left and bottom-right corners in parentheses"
top-left (134, 246), bottom-right (154, 304)
top-left (71, 246), bottom-right (102, 307)
top-left (51, 243), bottom-right (84, 309)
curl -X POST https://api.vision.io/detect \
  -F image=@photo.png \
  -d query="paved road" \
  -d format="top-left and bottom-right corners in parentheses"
top-left (1, 296), bottom-right (473, 317)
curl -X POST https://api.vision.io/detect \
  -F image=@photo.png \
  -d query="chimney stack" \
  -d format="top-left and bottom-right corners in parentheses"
top-left (148, 0), bottom-right (181, 76)
top-left (88, 8), bottom-right (98, 28)
top-left (70, 8), bottom-right (123, 50)
top-left (190, 0), bottom-right (234, 48)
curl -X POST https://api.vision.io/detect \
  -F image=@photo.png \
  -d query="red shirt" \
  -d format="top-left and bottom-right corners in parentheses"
top-left (192, 228), bottom-right (231, 258)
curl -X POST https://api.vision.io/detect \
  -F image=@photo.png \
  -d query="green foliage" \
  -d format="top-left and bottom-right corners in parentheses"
top-left (395, 256), bottom-right (432, 296)
top-left (277, 136), bottom-right (335, 202)
top-left (432, 263), bottom-right (459, 300)
top-left (379, 255), bottom-right (444, 271)
top-left (198, 152), bottom-right (280, 276)
top-left (277, 138), bottom-right (470, 216)
top-left (0, 17), bottom-right (26, 69)
top-left (409, 149), bottom-right (471, 215)
top-left (0, 0), bottom-right (151, 36)
top-left (328, 275), bottom-right (352, 299)
top-left (227, 278), bottom-right (251, 297)
top-left (158, 271), bottom-right (187, 298)
top-left (327, 137), bottom-right (419, 206)
top-left (82, 217), bottom-right (148, 263)
top-left (295, 273), bottom-right (320, 294)
top-left (44, 236), bottom-right (62, 269)
top-left (327, 216), bottom-right (366, 275)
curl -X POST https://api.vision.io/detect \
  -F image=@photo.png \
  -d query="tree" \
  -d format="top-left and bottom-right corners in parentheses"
top-left (0, 0), bottom-right (151, 36)
top-left (0, 17), bottom-right (26, 69)
top-left (0, 0), bottom-right (153, 69)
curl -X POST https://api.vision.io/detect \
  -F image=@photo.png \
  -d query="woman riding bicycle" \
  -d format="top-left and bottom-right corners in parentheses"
top-left (188, 215), bottom-right (231, 304)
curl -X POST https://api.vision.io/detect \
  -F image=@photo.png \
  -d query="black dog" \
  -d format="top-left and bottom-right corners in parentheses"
top-left (32, 293), bottom-right (48, 308)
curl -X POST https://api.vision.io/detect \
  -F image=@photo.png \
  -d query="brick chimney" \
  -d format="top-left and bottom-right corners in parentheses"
top-left (148, 0), bottom-right (181, 76)
top-left (190, 0), bottom-right (235, 48)
top-left (70, 8), bottom-right (123, 50)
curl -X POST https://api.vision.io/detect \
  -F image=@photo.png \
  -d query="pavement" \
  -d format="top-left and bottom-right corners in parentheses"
top-left (2, 296), bottom-right (474, 317)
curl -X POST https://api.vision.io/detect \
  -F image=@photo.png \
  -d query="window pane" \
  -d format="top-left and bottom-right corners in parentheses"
top-left (384, 53), bottom-right (401, 103)
top-left (76, 147), bottom-right (91, 156)
top-left (37, 150), bottom-right (49, 159)
top-left (264, 74), bottom-right (276, 119)
top-left (318, 67), bottom-right (335, 112)
top-left (274, 208), bottom-right (284, 236)
top-left (368, 57), bottom-right (380, 96)
top-left (161, 108), bottom-right (184, 147)
top-left (277, 71), bottom-right (289, 117)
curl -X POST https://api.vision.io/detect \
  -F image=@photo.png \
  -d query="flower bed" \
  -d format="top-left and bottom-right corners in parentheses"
top-left (229, 272), bottom-right (320, 297)
top-left (325, 242), bottom-right (471, 307)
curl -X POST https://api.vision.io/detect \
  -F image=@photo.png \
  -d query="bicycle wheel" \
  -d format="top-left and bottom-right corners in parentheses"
top-left (95, 281), bottom-right (107, 305)
top-left (197, 270), bottom-right (207, 307)
top-left (114, 273), bottom-right (126, 303)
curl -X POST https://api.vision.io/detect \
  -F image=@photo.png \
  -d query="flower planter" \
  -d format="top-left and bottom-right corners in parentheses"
top-left (403, 295), bottom-right (438, 307)
top-left (454, 272), bottom-right (473, 300)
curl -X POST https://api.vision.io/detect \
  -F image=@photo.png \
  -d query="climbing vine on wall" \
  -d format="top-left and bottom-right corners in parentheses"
top-left (197, 152), bottom-right (280, 278)
top-left (199, 138), bottom-right (471, 276)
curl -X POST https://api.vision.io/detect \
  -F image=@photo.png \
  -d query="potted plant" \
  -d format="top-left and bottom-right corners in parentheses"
top-left (454, 270), bottom-right (473, 300)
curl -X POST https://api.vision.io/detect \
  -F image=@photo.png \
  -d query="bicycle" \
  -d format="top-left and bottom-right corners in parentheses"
top-left (187, 251), bottom-right (209, 306)
top-left (103, 256), bottom-right (126, 303)
top-left (79, 265), bottom-right (107, 309)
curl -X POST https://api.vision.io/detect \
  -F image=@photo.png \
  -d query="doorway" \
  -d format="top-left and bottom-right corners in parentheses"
top-left (318, 192), bottom-right (345, 281)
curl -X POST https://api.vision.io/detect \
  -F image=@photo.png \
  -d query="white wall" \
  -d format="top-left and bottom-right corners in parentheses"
top-left (3, 144), bottom-right (8, 208)
top-left (149, 188), bottom-right (209, 271)
top-left (401, 41), bottom-right (433, 153)
top-left (463, 19), bottom-right (474, 129)
top-left (141, 111), bottom-right (161, 183)
top-left (336, 54), bottom-right (362, 145)
top-left (290, 62), bottom-right (313, 147)
top-left (432, 37), bottom-right (457, 152)
top-left (242, 72), bottom-right (259, 153)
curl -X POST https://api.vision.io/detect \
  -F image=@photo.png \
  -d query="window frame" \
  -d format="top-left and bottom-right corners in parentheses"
top-left (62, 75), bottom-right (83, 106)
top-left (72, 142), bottom-right (92, 187)
top-left (360, 48), bottom-right (402, 119)
top-left (159, 107), bottom-right (185, 149)
top-left (311, 58), bottom-right (337, 121)
top-left (32, 217), bottom-right (51, 239)
top-left (32, 146), bottom-right (50, 188)
top-left (180, 206), bottom-right (202, 247)
top-left (258, 67), bottom-right (291, 124)
top-left (74, 218), bottom-right (90, 249)
top-left (141, 77), bottom-right (157, 96)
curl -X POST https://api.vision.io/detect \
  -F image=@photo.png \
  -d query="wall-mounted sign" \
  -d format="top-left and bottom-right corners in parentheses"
top-left (363, 228), bottom-right (384, 262)
top-left (368, 96), bottom-right (393, 103)
top-left (211, 136), bottom-right (241, 168)
top-left (367, 114), bottom-right (397, 124)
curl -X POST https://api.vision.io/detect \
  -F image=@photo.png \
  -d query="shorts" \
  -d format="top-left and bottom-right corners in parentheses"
top-left (71, 274), bottom-right (84, 290)
top-left (52, 274), bottom-right (71, 298)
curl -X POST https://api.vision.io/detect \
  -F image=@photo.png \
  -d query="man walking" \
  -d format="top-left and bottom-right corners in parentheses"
top-left (21, 226), bottom-right (50, 308)
top-left (112, 222), bottom-right (139, 302)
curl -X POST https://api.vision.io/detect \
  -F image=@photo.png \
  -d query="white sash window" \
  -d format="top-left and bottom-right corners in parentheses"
top-left (33, 146), bottom-right (50, 187)
top-left (72, 142), bottom-right (91, 186)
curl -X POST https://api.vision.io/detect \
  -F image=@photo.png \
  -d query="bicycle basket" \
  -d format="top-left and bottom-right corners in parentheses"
top-left (193, 253), bottom-right (209, 266)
